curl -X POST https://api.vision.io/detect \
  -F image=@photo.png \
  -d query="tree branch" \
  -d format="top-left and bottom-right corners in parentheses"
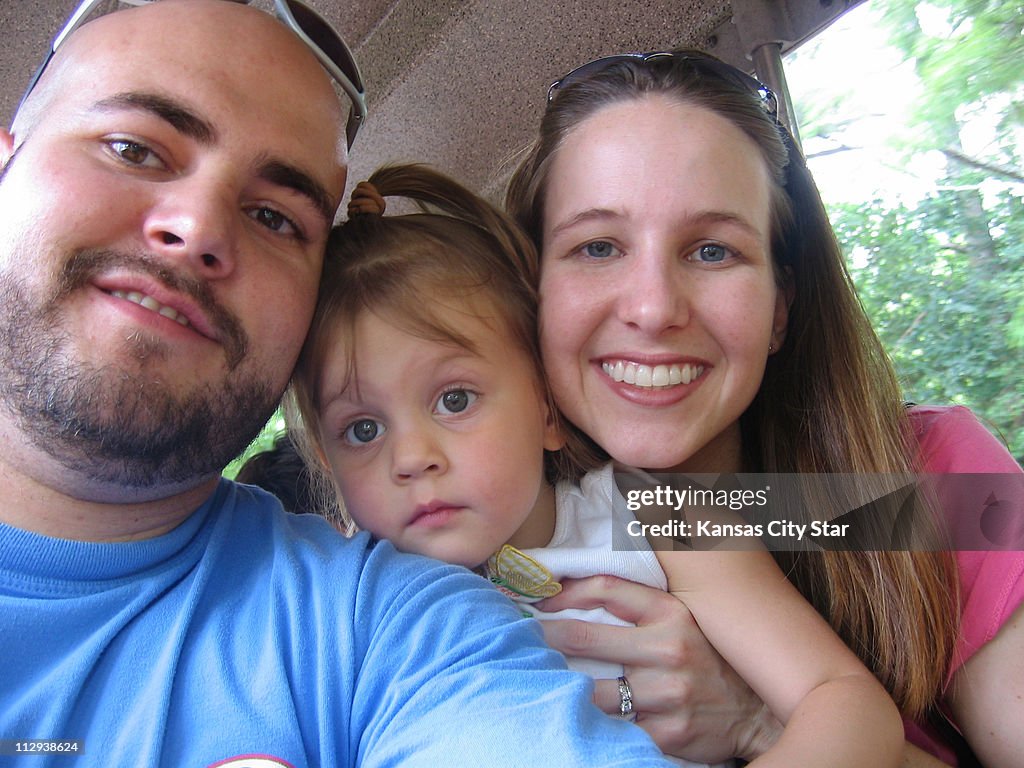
top-left (940, 148), bottom-right (1024, 183)
top-left (805, 144), bottom-right (862, 161)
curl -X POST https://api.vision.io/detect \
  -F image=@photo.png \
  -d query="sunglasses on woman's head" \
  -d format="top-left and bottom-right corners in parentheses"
top-left (18, 0), bottom-right (368, 148)
top-left (546, 50), bottom-right (780, 126)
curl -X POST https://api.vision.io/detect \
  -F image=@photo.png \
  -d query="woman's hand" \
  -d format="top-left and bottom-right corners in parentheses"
top-left (537, 575), bottom-right (783, 762)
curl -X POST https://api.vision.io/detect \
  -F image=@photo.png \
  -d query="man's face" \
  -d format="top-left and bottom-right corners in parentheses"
top-left (0, 0), bottom-right (348, 494)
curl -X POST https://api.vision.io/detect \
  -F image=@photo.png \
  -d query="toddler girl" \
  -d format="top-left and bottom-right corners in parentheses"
top-left (287, 163), bottom-right (902, 768)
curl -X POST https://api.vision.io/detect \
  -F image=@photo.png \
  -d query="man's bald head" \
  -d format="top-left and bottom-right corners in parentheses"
top-left (12, 0), bottom-right (349, 171)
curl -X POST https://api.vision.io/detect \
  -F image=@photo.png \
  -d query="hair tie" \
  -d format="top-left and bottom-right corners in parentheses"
top-left (347, 181), bottom-right (386, 217)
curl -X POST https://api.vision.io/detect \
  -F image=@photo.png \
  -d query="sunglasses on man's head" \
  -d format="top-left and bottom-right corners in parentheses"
top-left (18, 0), bottom-right (368, 148)
top-left (546, 50), bottom-right (780, 126)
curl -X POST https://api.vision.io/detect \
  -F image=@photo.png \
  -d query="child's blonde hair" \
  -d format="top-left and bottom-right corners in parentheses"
top-left (287, 164), bottom-right (603, 530)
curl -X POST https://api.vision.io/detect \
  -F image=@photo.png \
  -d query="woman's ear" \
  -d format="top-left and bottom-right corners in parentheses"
top-left (542, 398), bottom-right (567, 452)
top-left (770, 267), bottom-right (795, 351)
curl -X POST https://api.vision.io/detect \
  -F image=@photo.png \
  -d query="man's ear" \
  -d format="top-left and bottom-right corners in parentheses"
top-left (0, 129), bottom-right (15, 168)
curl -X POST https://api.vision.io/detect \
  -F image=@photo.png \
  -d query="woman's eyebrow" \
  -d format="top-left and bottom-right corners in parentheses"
top-left (547, 207), bottom-right (623, 239)
top-left (548, 208), bottom-right (764, 240)
top-left (691, 210), bottom-right (765, 239)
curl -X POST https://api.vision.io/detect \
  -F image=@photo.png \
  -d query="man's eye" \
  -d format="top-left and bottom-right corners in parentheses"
top-left (343, 418), bottom-right (385, 445)
top-left (106, 139), bottom-right (162, 168)
top-left (436, 389), bottom-right (477, 415)
top-left (248, 206), bottom-right (302, 239)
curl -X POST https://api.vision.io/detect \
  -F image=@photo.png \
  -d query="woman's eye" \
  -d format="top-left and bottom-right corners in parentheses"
top-left (343, 418), bottom-right (385, 445)
top-left (247, 206), bottom-right (303, 239)
top-left (691, 243), bottom-right (732, 264)
top-left (106, 139), bottom-right (163, 169)
top-left (435, 389), bottom-right (477, 415)
top-left (580, 240), bottom-right (621, 260)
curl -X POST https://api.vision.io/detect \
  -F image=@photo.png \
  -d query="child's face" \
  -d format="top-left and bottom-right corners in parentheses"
top-left (316, 301), bottom-right (563, 568)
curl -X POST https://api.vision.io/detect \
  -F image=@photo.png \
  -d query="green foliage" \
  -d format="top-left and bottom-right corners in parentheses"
top-left (881, 0), bottom-right (1024, 166)
top-left (223, 409), bottom-right (288, 480)
top-left (831, 192), bottom-right (1024, 456)
top-left (794, 0), bottom-right (1024, 461)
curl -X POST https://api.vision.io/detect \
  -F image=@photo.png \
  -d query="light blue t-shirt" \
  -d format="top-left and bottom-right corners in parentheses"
top-left (0, 480), bottom-right (670, 767)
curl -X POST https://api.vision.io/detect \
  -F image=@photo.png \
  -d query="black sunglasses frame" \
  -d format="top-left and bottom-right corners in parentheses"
top-left (547, 51), bottom-right (780, 126)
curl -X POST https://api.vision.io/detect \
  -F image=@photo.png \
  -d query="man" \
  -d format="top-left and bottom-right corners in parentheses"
top-left (0, 2), bottom-right (671, 765)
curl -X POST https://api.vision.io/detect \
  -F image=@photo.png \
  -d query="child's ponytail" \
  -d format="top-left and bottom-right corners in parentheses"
top-left (348, 163), bottom-right (540, 288)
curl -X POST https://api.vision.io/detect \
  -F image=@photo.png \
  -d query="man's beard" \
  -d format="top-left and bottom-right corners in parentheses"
top-left (0, 248), bottom-right (280, 488)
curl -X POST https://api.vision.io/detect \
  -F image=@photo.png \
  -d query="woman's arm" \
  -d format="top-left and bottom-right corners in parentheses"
top-left (903, 743), bottom-right (960, 767)
top-left (538, 575), bottom-right (783, 762)
top-left (543, 575), bottom-right (975, 766)
top-left (541, 575), bottom-right (935, 765)
top-left (912, 405), bottom-right (1024, 766)
top-left (947, 600), bottom-right (1024, 767)
top-left (654, 547), bottom-right (903, 767)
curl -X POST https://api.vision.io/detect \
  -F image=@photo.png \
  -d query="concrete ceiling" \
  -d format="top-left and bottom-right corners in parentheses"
top-left (0, 0), bottom-right (860, 207)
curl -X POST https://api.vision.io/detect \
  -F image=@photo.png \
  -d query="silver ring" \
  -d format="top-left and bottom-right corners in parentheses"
top-left (617, 675), bottom-right (634, 717)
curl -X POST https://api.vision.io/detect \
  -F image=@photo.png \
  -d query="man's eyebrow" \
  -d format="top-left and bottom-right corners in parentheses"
top-left (258, 159), bottom-right (336, 227)
top-left (93, 92), bottom-right (216, 144)
top-left (92, 92), bottom-right (336, 225)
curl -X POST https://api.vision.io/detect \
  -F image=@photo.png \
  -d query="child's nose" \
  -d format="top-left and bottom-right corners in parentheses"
top-left (391, 426), bottom-right (448, 482)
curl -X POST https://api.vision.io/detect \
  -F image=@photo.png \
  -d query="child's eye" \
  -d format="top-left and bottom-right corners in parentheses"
top-left (435, 388), bottom-right (478, 415)
top-left (343, 418), bottom-right (386, 445)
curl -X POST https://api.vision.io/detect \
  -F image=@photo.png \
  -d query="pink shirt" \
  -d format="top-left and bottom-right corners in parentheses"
top-left (904, 405), bottom-right (1024, 764)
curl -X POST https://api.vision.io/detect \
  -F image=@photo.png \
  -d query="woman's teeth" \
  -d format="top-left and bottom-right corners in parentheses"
top-left (110, 290), bottom-right (190, 327)
top-left (602, 360), bottom-right (704, 387)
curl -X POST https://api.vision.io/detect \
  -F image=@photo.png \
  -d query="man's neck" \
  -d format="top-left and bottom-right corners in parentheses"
top-left (0, 420), bottom-right (220, 542)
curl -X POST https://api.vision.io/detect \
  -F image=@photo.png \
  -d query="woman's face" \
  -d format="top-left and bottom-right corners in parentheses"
top-left (539, 95), bottom-right (789, 473)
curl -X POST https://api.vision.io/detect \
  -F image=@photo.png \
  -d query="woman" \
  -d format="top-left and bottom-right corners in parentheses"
top-left (506, 50), bottom-right (1024, 766)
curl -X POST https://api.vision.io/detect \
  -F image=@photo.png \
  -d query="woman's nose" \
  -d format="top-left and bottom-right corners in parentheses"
top-left (616, 252), bottom-right (688, 334)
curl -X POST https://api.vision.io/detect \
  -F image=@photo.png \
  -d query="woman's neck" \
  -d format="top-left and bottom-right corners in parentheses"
top-left (666, 422), bottom-right (745, 475)
top-left (505, 482), bottom-right (558, 550)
